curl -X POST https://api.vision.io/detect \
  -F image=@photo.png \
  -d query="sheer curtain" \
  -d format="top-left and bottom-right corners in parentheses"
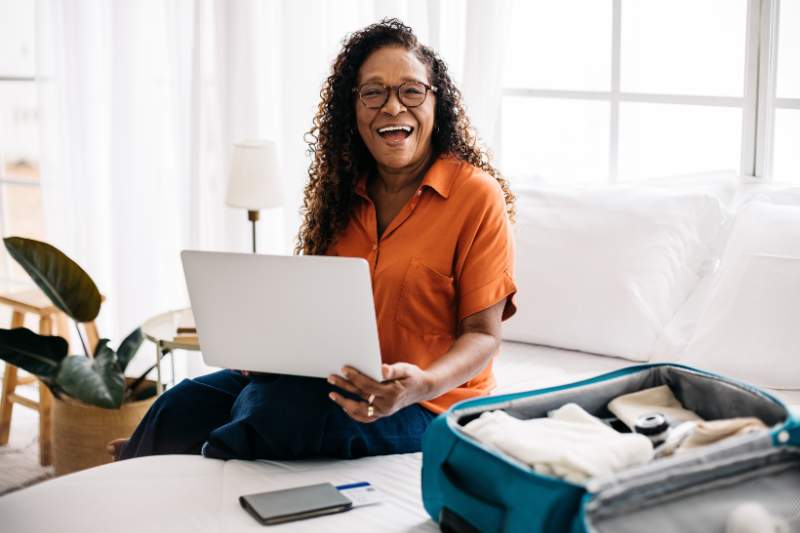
top-left (36, 0), bottom-right (510, 377)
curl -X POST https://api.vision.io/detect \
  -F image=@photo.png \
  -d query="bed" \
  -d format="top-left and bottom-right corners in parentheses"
top-left (2, 341), bottom-right (798, 533)
top-left (5, 175), bottom-right (800, 532)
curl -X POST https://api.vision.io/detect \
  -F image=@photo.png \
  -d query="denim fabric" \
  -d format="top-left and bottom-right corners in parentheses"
top-left (119, 369), bottom-right (436, 461)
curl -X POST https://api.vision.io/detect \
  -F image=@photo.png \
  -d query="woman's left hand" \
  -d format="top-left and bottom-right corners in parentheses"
top-left (327, 363), bottom-right (431, 423)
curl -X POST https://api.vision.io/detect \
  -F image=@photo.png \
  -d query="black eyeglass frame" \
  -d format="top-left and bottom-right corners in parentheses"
top-left (353, 81), bottom-right (438, 109)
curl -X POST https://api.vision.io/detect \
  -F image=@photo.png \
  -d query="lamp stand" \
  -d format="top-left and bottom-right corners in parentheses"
top-left (247, 209), bottom-right (260, 254)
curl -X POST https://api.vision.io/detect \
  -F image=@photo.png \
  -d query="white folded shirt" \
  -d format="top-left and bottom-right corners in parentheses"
top-left (461, 403), bottom-right (653, 484)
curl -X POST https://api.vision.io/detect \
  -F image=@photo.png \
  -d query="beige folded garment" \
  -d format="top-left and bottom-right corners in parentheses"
top-left (608, 385), bottom-right (703, 431)
top-left (677, 417), bottom-right (767, 452)
top-left (461, 403), bottom-right (653, 483)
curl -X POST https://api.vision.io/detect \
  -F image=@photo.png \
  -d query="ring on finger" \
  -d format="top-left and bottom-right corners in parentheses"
top-left (368, 393), bottom-right (376, 405)
top-left (367, 405), bottom-right (375, 417)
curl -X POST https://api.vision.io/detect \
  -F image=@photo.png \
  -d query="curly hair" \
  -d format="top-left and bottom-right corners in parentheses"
top-left (295, 18), bottom-right (515, 255)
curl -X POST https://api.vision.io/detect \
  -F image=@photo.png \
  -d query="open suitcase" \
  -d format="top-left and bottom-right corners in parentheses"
top-left (421, 363), bottom-right (800, 532)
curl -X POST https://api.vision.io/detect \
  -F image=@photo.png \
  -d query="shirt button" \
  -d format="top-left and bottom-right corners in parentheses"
top-left (416, 189), bottom-right (422, 196)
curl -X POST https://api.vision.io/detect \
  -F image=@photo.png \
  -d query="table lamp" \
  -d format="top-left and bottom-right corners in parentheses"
top-left (226, 140), bottom-right (283, 253)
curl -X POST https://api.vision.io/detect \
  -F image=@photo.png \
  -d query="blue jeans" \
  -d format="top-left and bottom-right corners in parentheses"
top-left (119, 370), bottom-right (436, 461)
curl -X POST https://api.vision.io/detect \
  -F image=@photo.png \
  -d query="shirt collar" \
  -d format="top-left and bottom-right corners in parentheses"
top-left (355, 154), bottom-right (460, 200)
top-left (420, 155), bottom-right (459, 198)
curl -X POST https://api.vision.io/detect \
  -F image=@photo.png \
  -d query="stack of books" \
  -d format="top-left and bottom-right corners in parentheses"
top-left (173, 309), bottom-right (198, 344)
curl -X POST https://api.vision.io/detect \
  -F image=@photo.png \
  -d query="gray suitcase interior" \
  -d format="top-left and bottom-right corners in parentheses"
top-left (453, 366), bottom-right (800, 532)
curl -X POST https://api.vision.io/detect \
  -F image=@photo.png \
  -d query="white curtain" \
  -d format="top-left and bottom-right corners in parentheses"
top-left (37, 0), bottom-right (510, 377)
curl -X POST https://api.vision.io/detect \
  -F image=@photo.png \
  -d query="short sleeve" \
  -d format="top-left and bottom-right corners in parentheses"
top-left (455, 177), bottom-right (517, 323)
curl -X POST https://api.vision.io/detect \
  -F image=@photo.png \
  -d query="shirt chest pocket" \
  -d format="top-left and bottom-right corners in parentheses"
top-left (396, 258), bottom-right (457, 337)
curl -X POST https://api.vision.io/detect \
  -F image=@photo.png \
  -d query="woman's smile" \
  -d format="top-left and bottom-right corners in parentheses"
top-left (376, 123), bottom-right (415, 146)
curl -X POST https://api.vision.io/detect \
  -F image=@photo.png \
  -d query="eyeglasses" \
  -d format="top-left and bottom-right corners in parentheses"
top-left (354, 81), bottom-right (437, 109)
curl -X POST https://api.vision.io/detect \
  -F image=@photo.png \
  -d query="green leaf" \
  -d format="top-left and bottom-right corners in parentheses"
top-left (93, 338), bottom-right (111, 356)
top-left (57, 344), bottom-right (124, 409)
top-left (116, 328), bottom-right (144, 374)
top-left (3, 237), bottom-right (102, 322)
top-left (0, 327), bottom-right (69, 382)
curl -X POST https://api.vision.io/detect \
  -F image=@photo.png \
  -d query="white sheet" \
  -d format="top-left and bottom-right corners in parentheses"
top-left (1, 341), bottom-right (797, 533)
top-left (493, 341), bottom-right (632, 395)
top-left (0, 453), bottom-right (436, 533)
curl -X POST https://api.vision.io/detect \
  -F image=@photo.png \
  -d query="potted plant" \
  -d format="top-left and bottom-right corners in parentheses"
top-left (0, 237), bottom-right (159, 475)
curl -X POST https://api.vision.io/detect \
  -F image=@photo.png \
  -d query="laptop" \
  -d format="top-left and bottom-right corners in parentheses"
top-left (180, 251), bottom-right (384, 382)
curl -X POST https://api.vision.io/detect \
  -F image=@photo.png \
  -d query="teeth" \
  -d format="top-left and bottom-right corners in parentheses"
top-left (378, 125), bottom-right (412, 134)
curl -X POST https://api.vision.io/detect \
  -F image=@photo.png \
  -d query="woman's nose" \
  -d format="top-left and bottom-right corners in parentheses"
top-left (382, 89), bottom-right (406, 115)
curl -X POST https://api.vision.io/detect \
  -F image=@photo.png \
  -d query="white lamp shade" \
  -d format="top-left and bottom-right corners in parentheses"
top-left (226, 140), bottom-right (283, 210)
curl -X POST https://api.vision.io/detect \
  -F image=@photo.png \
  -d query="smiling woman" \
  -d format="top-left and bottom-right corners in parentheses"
top-left (116, 18), bottom-right (517, 463)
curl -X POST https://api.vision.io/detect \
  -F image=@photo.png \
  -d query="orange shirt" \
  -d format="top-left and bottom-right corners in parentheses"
top-left (327, 155), bottom-right (517, 413)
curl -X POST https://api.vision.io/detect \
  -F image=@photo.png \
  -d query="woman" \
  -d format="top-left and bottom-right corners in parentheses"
top-left (115, 18), bottom-right (517, 461)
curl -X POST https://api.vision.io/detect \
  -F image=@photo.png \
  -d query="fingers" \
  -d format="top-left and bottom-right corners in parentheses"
top-left (328, 392), bottom-right (377, 424)
top-left (340, 366), bottom-right (385, 395)
top-left (326, 374), bottom-right (361, 396)
top-left (328, 366), bottom-right (414, 423)
top-left (382, 363), bottom-right (415, 382)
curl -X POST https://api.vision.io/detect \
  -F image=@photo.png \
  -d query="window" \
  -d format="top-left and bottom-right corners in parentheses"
top-left (500, 0), bottom-right (799, 184)
top-left (0, 0), bottom-right (43, 285)
top-left (772, 0), bottom-right (800, 182)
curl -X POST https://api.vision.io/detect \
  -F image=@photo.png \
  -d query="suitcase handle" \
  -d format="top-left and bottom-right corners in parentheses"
top-left (439, 463), bottom-right (505, 531)
top-left (440, 507), bottom-right (481, 533)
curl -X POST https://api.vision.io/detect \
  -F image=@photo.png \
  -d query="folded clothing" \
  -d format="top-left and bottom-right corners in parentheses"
top-left (607, 385), bottom-right (768, 457)
top-left (461, 403), bottom-right (653, 484)
top-left (607, 385), bottom-right (703, 430)
top-left (678, 417), bottom-right (767, 453)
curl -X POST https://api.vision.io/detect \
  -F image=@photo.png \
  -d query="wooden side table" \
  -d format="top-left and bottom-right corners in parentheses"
top-left (141, 308), bottom-right (200, 395)
top-left (0, 289), bottom-right (79, 466)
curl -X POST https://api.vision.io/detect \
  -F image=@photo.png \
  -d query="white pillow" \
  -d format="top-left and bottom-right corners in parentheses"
top-left (503, 185), bottom-right (727, 361)
top-left (683, 202), bottom-right (800, 389)
top-left (517, 170), bottom-right (739, 207)
top-left (650, 270), bottom-right (717, 360)
top-left (637, 170), bottom-right (739, 275)
top-left (736, 186), bottom-right (800, 209)
top-left (625, 169), bottom-right (739, 209)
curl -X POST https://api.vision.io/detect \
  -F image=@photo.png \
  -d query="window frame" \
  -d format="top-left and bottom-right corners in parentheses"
top-left (0, 71), bottom-right (41, 286)
top-left (498, 0), bottom-right (795, 183)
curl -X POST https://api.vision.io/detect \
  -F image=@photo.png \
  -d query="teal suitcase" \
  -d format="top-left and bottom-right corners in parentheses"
top-left (421, 363), bottom-right (800, 532)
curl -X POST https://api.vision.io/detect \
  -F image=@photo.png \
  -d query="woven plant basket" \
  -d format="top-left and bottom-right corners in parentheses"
top-left (52, 379), bottom-right (157, 476)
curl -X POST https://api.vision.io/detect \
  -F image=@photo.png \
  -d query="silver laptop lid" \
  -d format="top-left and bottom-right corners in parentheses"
top-left (181, 251), bottom-right (383, 382)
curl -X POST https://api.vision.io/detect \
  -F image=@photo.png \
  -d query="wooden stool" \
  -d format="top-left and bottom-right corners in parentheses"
top-left (0, 289), bottom-right (99, 466)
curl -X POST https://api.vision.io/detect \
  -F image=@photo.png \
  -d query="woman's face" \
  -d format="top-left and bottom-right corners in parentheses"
top-left (355, 46), bottom-right (436, 174)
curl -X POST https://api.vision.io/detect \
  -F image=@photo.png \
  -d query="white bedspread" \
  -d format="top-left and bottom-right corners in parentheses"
top-left (2, 453), bottom-right (435, 533)
top-left (2, 341), bottom-right (797, 533)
